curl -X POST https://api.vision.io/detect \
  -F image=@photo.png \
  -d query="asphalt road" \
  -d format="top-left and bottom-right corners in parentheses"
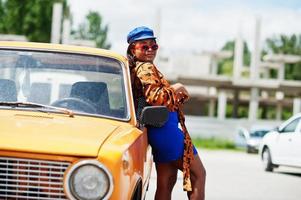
top-left (145, 149), bottom-right (301, 200)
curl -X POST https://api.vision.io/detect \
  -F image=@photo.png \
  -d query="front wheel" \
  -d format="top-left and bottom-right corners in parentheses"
top-left (262, 147), bottom-right (274, 172)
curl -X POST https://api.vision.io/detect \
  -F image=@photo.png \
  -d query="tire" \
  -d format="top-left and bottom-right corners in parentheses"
top-left (262, 147), bottom-right (274, 172)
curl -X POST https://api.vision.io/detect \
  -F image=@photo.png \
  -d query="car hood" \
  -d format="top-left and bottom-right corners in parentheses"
top-left (0, 111), bottom-right (122, 157)
top-left (247, 137), bottom-right (262, 145)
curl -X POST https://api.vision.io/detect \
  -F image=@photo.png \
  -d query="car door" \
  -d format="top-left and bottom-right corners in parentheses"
top-left (142, 127), bottom-right (153, 194)
top-left (290, 119), bottom-right (301, 166)
top-left (275, 117), bottom-right (301, 166)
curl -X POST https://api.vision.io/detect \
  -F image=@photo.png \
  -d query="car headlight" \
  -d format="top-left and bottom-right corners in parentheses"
top-left (65, 160), bottom-right (113, 200)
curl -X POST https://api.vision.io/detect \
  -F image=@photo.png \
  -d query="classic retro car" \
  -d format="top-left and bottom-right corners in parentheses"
top-left (0, 41), bottom-right (167, 200)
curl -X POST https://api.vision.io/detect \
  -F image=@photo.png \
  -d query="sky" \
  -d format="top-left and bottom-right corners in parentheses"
top-left (68, 0), bottom-right (301, 55)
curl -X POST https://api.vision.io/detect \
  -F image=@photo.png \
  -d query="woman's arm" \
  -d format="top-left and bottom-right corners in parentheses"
top-left (171, 83), bottom-right (190, 104)
top-left (136, 62), bottom-right (181, 111)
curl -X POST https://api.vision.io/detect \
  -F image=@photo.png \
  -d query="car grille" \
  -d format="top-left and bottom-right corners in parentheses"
top-left (0, 156), bottom-right (70, 199)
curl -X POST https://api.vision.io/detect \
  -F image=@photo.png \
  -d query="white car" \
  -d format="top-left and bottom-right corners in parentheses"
top-left (259, 113), bottom-right (301, 171)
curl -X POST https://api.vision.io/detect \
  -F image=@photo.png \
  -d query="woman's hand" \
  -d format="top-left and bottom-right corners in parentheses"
top-left (171, 83), bottom-right (190, 104)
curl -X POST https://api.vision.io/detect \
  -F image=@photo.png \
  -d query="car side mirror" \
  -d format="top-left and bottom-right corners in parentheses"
top-left (140, 106), bottom-right (168, 128)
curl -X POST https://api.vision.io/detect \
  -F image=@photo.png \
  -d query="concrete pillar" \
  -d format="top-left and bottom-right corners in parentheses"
top-left (51, 3), bottom-right (63, 44)
top-left (217, 90), bottom-right (227, 120)
top-left (211, 59), bottom-right (218, 75)
top-left (62, 19), bottom-right (71, 44)
top-left (276, 103), bottom-right (282, 120)
top-left (278, 63), bottom-right (285, 81)
top-left (248, 87), bottom-right (259, 121)
top-left (263, 68), bottom-right (269, 79)
top-left (155, 8), bottom-right (161, 43)
top-left (233, 27), bottom-right (243, 79)
top-left (293, 98), bottom-right (301, 115)
top-left (232, 90), bottom-right (239, 118)
top-left (250, 17), bottom-right (261, 80)
top-left (209, 98), bottom-right (215, 117)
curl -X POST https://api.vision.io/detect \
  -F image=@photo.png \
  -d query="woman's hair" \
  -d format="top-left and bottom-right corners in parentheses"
top-left (126, 43), bottom-right (138, 89)
top-left (126, 43), bottom-right (136, 70)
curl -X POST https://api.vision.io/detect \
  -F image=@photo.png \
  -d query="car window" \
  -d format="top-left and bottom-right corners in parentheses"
top-left (238, 130), bottom-right (246, 138)
top-left (250, 130), bottom-right (269, 137)
top-left (281, 118), bottom-right (301, 133)
top-left (297, 122), bottom-right (301, 133)
top-left (28, 83), bottom-right (51, 105)
top-left (59, 84), bottom-right (72, 99)
top-left (0, 50), bottom-right (128, 119)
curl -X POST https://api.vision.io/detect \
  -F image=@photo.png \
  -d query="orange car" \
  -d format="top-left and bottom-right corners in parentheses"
top-left (0, 42), bottom-right (167, 200)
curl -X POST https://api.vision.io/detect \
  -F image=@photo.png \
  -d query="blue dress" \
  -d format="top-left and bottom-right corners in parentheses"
top-left (148, 111), bottom-right (197, 163)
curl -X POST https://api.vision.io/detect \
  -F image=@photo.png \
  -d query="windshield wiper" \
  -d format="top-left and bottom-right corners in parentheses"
top-left (0, 101), bottom-right (74, 117)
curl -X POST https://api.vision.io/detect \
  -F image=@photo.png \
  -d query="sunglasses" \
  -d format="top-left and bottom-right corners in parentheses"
top-left (135, 44), bottom-right (159, 51)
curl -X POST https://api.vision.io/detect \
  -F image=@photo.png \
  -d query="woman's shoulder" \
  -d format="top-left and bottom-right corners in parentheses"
top-left (135, 61), bottom-right (155, 71)
top-left (135, 61), bottom-right (165, 80)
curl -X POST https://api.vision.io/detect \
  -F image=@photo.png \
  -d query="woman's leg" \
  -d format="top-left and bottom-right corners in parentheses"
top-left (155, 162), bottom-right (178, 200)
top-left (174, 155), bottom-right (206, 200)
top-left (187, 154), bottom-right (206, 200)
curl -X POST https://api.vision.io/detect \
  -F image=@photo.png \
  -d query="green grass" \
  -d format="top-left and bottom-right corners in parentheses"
top-left (192, 137), bottom-right (238, 150)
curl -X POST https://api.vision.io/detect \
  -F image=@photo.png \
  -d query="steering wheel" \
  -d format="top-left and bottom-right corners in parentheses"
top-left (51, 97), bottom-right (97, 114)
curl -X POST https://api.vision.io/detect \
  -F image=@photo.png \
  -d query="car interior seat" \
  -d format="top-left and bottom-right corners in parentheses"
top-left (70, 81), bottom-right (110, 115)
top-left (0, 79), bottom-right (17, 102)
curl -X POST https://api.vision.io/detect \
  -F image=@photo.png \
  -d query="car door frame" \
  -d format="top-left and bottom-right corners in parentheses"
top-left (290, 118), bottom-right (301, 166)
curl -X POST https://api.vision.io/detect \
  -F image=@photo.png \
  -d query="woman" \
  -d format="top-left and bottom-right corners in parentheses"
top-left (126, 26), bottom-right (206, 200)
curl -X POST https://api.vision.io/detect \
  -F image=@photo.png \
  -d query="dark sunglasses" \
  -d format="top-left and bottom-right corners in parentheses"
top-left (135, 44), bottom-right (159, 51)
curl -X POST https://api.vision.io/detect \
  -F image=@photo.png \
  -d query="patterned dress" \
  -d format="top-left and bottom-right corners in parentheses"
top-left (130, 61), bottom-right (195, 191)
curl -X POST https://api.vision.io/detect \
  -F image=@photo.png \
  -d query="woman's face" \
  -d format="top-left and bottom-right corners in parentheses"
top-left (131, 39), bottom-right (158, 63)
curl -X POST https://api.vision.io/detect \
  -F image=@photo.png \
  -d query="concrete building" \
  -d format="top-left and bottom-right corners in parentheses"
top-left (0, 34), bottom-right (27, 42)
top-left (158, 18), bottom-right (301, 121)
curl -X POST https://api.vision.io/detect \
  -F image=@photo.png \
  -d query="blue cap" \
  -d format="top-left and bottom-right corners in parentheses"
top-left (127, 26), bottom-right (156, 44)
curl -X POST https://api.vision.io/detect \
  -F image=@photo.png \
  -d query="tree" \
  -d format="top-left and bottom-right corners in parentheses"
top-left (264, 34), bottom-right (301, 80)
top-left (0, 0), bottom-right (5, 32)
top-left (72, 11), bottom-right (111, 49)
top-left (0, 0), bottom-right (68, 42)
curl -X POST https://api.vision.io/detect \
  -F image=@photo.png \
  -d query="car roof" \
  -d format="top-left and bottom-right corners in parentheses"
top-left (0, 41), bottom-right (127, 63)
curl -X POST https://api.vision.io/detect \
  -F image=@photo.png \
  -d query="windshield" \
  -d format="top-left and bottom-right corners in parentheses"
top-left (0, 49), bottom-right (128, 119)
top-left (250, 130), bottom-right (269, 137)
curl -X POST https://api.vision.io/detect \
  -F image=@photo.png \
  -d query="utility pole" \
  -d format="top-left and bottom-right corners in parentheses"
top-left (51, 3), bottom-right (63, 44)
top-left (233, 23), bottom-right (243, 79)
top-left (249, 17), bottom-right (261, 121)
top-left (155, 7), bottom-right (161, 43)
